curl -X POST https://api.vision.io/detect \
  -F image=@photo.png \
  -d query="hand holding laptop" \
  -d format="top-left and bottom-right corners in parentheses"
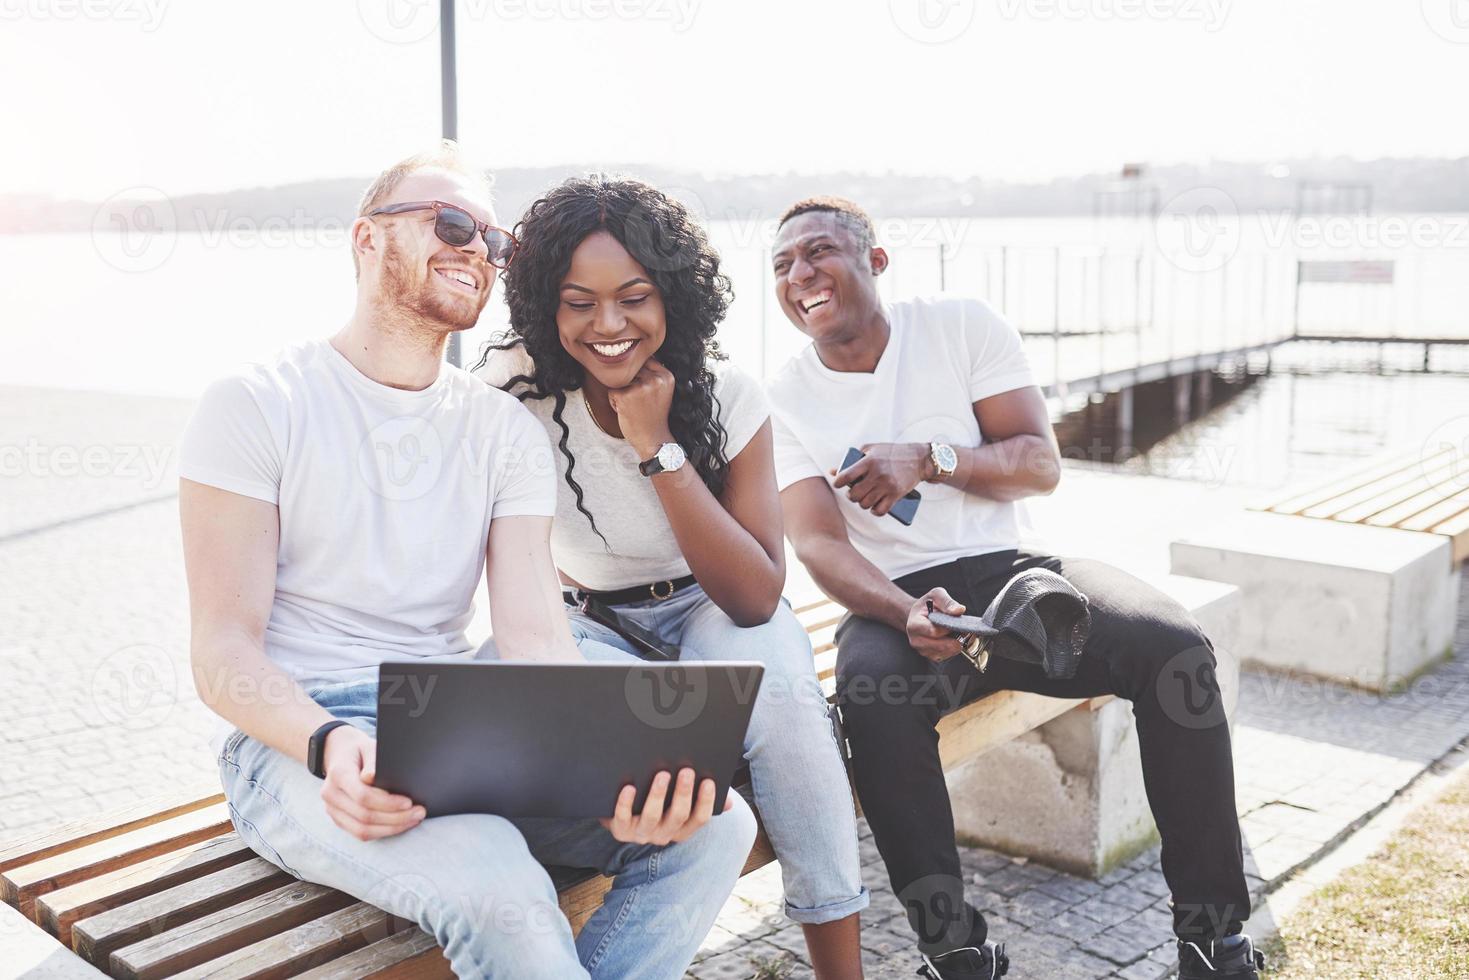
top-left (601, 767), bottom-right (735, 846)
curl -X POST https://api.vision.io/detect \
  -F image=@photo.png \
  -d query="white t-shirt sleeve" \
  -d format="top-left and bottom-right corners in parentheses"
top-left (714, 364), bottom-right (772, 460)
top-left (490, 401), bottom-right (558, 520)
top-left (964, 300), bottom-right (1037, 402)
top-left (177, 373), bottom-right (283, 504)
top-left (770, 410), bottom-right (824, 492)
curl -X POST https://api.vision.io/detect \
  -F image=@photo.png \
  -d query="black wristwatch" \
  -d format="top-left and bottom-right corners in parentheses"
top-left (307, 720), bottom-right (350, 778)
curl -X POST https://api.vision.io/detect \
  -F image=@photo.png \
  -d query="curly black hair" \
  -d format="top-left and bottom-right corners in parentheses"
top-left (472, 174), bottom-right (734, 546)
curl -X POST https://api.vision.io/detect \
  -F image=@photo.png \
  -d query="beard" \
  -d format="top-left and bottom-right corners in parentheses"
top-left (378, 238), bottom-right (487, 332)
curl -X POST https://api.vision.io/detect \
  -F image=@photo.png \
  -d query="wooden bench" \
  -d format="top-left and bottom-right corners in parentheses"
top-left (1, 598), bottom-right (1113, 979)
top-left (1249, 445), bottom-right (1469, 564)
top-left (1172, 446), bottom-right (1466, 691)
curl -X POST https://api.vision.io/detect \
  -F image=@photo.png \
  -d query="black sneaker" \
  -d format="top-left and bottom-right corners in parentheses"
top-left (1178, 934), bottom-right (1266, 979)
top-left (916, 941), bottom-right (1009, 979)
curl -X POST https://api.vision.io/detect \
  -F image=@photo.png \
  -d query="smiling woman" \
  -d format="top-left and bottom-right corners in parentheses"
top-left (470, 174), bottom-right (871, 976)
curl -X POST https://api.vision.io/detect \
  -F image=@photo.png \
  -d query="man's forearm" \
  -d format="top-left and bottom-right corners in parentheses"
top-left (947, 434), bottom-right (1059, 501)
top-left (191, 631), bottom-right (334, 765)
top-left (797, 535), bottom-right (913, 632)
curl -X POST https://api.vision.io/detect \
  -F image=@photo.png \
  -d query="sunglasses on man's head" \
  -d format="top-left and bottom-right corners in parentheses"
top-left (368, 200), bottom-right (520, 268)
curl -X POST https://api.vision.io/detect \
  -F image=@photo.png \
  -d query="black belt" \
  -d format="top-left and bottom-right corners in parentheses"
top-left (562, 574), bottom-right (698, 608)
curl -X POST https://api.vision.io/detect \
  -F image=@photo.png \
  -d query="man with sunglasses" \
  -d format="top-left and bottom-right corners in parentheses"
top-left (177, 143), bottom-right (756, 979)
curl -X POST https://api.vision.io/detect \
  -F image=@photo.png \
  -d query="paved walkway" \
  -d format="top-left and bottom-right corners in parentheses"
top-left (4, 385), bottom-right (1469, 979)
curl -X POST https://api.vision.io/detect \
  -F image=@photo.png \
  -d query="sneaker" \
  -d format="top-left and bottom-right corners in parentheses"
top-left (1178, 934), bottom-right (1266, 979)
top-left (916, 941), bottom-right (1010, 979)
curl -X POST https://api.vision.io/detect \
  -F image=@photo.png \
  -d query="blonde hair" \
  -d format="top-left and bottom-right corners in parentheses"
top-left (352, 140), bottom-right (494, 277)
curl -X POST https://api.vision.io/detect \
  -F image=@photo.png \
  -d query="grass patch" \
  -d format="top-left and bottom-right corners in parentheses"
top-left (1262, 765), bottom-right (1469, 978)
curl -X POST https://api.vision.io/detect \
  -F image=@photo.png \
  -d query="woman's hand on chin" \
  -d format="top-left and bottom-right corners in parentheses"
top-left (608, 358), bottom-right (677, 458)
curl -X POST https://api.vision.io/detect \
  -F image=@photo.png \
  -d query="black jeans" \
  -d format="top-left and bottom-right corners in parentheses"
top-left (834, 550), bottom-right (1250, 952)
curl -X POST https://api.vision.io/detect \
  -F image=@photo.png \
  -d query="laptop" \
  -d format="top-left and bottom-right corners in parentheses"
top-left (374, 660), bottom-right (764, 819)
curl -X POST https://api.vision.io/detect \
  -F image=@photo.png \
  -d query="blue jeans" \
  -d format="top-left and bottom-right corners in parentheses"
top-left (562, 584), bottom-right (868, 925)
top-left (217, 678), bottom-right (757, 979)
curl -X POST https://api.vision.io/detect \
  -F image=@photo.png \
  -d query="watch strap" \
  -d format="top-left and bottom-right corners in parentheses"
top-left (638, 454), bottom-right (664, 477)
top-left (307, 719), bottom-right (350, 778)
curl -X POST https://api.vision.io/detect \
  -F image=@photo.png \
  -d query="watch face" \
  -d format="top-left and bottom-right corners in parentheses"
top-left (657, 443), bottom-right (687, 472)
top-left (935, 444), bottom-right (958, 471)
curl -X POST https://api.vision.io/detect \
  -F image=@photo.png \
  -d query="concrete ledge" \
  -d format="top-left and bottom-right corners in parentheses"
top-left (1170, 512), bottom-right (1460, 692)
top-left (947, 573), bottom-right (1242, 877)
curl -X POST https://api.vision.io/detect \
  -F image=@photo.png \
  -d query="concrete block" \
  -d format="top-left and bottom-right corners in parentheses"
top-left (947, 575), bottom-right (1242, 878)
top-left (1170, 512), bottom-right (1459, 692)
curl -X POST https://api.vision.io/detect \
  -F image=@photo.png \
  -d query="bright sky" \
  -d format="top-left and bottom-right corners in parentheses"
top-left (4, 0), bottom-right (1469, 200)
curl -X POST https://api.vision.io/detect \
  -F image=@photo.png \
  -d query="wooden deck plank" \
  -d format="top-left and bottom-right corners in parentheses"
top-left (292, 929), bottom-right (450, 980)
top-left (72, 857), bottom-right (294, 966)
top-left (38, 833), bottom-right (253, 948)
top-left (169, 902), bottom-right (394, 980)
top-left (107, 881), bottom-right (353, 980)
top-left (3, 803), bottom-right (232, 920)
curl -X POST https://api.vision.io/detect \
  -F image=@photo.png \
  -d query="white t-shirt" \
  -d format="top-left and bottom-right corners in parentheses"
top-left (475, 346), bottom-right (770, 592)
top-left (179, 338), bottom-right (557, 694)
top-left (766, 295), bottom-right (1037, 580)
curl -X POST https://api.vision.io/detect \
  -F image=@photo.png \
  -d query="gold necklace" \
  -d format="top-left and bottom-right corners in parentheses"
top-left (583, 390), bottom-right (618, 438)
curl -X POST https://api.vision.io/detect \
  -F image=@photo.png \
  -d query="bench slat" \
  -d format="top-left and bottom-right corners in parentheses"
top-left (108, 881), bottom-right (353, 980)
top-left (72, 857), bottom-right (293, 965)
top-left (39, 833), bottom-right (253, 948)
top-left (3, 804), bottom-right (233, 921)
top-left (292, 929), bottom-right (450, 979)
top-left (0, 789), bottom-right (223, 875)
top-left (1325, 455), bottom-right (1462, 524)
top-left (1258, 448), bottom-right (1443, 516)
top-left (1364, 481), bottom-right (1469, 530)
top-left (936, 690), bottom-right (1086, 770)
top-left (170, 902), bottom-right (394, 980)
top-left (1299, 453), bottom-right (1457, 521)
top-left (1395, 490), bottom-right (1469, 533)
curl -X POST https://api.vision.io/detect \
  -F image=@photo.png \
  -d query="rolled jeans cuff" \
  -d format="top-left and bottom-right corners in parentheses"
top-left (785, 885), bottom-right (870, 925)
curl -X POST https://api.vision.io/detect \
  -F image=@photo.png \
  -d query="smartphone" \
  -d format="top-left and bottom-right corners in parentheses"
top-left (839, 447), bottom-right (922, 527)
top-left (582, 597), bottom-right (682, 661)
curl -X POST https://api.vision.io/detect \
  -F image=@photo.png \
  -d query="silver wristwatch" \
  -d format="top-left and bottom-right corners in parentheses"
top-left (638, 442), bottom-right (687, 477)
